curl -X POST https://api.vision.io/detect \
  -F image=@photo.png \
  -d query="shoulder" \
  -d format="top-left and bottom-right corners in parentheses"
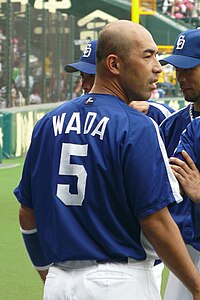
top-left (148, 100), bottom-right (175, 114)
top-left (147, 100), bottom-right (175, 124)
top-left (126, 106), bottom-right (160, 141)
top-left (189, 116), bottom-right (200, 128)
top-left (33, 98), bottom-right (79, 131)
top-left (110, 99), bottom-right (159, 143)
top-left (160, 105), bottom-right (190, 127)
top-left (185, 116), bottom-right (200, 138)
top-left (125, 104), bottom-right (155, 126)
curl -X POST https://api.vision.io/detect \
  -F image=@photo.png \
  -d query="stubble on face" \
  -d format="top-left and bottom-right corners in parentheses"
top-left (184, 94), bottom-right (200, 103)
top-left (178, 65), bottom-right (200, 104)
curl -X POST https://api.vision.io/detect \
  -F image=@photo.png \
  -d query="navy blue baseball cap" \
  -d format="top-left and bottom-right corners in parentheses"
top-left (160, 29), bottom-right (200, 69)
top-left (64, 40), bottom-right (97, 74)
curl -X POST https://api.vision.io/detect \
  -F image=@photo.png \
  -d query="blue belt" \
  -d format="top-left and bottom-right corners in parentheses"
top-left (96, 258), bottom-right (162, 266)
top-left (96, 258), bottom-right (128, 264)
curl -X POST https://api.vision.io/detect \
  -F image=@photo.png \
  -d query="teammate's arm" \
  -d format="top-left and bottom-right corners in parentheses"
top-left (140, 207), bottom-right (200, 299)
top-left (19, 205), bottom-right (50, 283)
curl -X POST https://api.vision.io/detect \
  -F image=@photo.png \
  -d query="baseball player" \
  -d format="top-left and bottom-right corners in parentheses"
top-left (64, 40), bottom-right (97, 94)
top-left (165, 118), bottom-right (200, 300)
top-left (65, 39), bottom-right (174, 292)
top-left (159, 29), bottom-right (200, 300)
top-left (170, 118), bottom-right (200, 205)
top-left (14, 21), bottom-right (200, 300)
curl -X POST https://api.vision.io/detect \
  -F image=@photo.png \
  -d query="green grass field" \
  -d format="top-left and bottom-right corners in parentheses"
top-left (0, 156), bottom-right (169, 299)
top-left (0, 157), bottom-right (44, 300)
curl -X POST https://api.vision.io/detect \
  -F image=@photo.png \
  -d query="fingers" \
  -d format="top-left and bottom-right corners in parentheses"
top-left (181, 150), bottom-right (197, 171)
top-left (170, 164), bottom-right (187, 180)
top-left (170, 156), bottom-right (191, 175)
top-left (170, 151), bottom-right (200, 203)
top-left (170, 150), bottom-right (197, 174)
top-left (170, 152), bottom-right (200, 188)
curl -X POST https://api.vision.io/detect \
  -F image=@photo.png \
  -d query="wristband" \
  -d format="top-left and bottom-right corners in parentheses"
top-left (20, 227), bottom-right (53, 270)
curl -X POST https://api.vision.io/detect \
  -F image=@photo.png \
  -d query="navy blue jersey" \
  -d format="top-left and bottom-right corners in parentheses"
top-left (174, 117), bottom-right (200, 169)
top-left (14, 94), bottom-right (181, 263)
top-left (147, 100), bottom-right (175, 125)
top-left (160, 104), bottom-right (200, 157)
top-left (160, 105), bottom-right (200, 250)
top-left (174, 117), bottom-right (200, 243)
top-left (160, 105), bottom-right (191, 157)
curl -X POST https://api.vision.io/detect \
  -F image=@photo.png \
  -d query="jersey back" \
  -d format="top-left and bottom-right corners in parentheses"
top-left (14, 94), bottom-right (181, 263)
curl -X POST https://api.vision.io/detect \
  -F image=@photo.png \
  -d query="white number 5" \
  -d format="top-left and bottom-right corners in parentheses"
top-left (57, 143), bottom-right (88, 206)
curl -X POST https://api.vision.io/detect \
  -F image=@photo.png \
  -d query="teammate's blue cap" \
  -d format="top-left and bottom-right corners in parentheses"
top-left (160, 29), bottom-right (200, 69)
top-left (64, 40), bottom-right (97, 74)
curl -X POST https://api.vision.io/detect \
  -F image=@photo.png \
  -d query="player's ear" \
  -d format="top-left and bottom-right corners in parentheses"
top-left (106, 54), bottom-right (120, 75)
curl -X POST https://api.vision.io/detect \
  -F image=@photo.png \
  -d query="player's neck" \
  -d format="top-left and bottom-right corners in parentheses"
top-left (90, 81), bottom-right (129, 104)
top-left (190, 102), bottom-right (200, 121)
top-left (194, 101), bottom-right (200, 112)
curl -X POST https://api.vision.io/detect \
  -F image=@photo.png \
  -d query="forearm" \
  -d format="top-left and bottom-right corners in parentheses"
top-left (19, 205), bottom-right (36, 229)
top-left (140, 207), bottom-right (200, 297)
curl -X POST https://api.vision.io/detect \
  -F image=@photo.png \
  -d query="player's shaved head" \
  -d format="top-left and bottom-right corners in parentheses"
top-left (92, 19), bottom-right (161, 103)
top-left (96, 20), bottom-right (150, 63)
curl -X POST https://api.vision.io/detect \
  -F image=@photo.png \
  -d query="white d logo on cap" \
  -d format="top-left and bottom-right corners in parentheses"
top-left (176, 35), bottom-right (185, 50)
top-left (83, 44), bottom-right (92, 57)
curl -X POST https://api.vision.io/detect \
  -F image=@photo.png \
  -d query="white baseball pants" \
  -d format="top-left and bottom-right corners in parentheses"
top-left (43, 259), bottom-right (161, 300)
top-left (164, 244), bottom-right (200, 300)
top-left (153, 261), bottom-right (164, 291)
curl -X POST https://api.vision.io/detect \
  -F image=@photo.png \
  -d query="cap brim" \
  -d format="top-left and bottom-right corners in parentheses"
top-left (64, 61), bottom-right (96, 74)
top-left (160, 55), bottom-right (200, 69)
